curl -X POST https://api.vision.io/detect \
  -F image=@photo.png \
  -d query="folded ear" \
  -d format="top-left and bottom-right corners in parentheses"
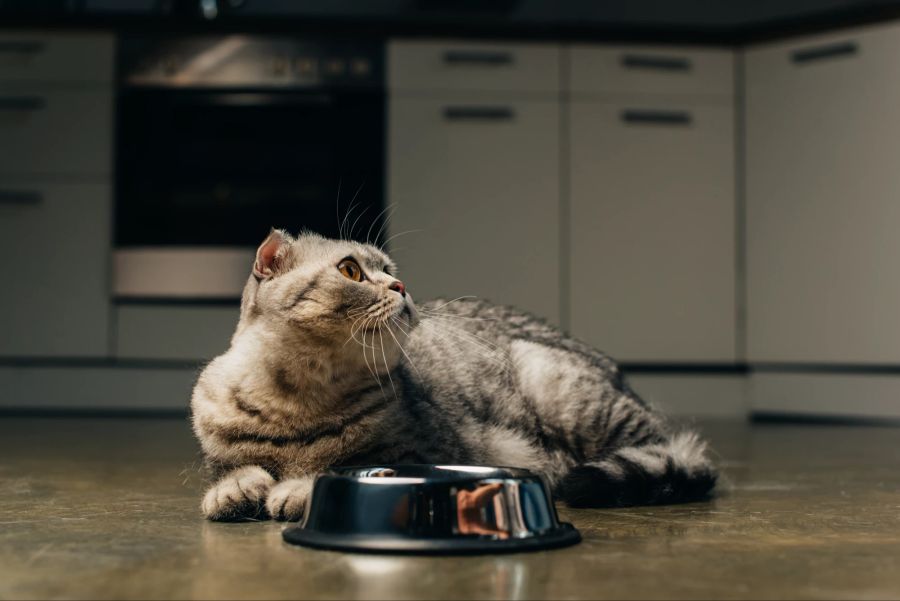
top-left (253, 229), bottom-right (294, 280)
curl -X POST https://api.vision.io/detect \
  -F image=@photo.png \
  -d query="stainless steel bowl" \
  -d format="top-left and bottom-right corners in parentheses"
top-left (282, 465), bottom-right (581, 554)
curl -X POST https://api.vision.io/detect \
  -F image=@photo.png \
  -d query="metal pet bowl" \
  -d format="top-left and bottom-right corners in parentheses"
top-left (282, 465), bottom-right (581, 554)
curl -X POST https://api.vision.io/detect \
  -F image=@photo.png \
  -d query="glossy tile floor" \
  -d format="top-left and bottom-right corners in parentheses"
top-left (1, 416), bottom-right (899, 600)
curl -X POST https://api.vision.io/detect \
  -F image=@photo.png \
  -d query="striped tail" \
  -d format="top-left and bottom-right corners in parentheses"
top-left (558, 432), bottom-right (717, 507)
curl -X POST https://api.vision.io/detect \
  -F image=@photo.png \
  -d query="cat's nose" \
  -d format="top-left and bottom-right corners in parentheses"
top-left (389, 280), bottom-right (406, 297)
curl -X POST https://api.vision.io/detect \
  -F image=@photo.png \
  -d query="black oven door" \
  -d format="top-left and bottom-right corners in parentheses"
top-left (116, 88), bottom-right (385, 247)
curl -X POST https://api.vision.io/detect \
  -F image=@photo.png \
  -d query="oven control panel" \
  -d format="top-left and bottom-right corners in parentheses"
top-left (120, 36), bottom-right (383, 89)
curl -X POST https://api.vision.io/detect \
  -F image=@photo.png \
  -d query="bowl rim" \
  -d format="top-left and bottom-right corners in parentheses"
top-left (320, 463), bottom-right (543, 484)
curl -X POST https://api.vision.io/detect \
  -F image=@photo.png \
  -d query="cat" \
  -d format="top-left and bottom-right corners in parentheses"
top-left (191, 229), bottom-right (717, 521)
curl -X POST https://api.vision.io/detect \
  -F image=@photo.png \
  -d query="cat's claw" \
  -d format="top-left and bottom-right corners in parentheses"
top-left (266, 477), bottom-right (316, 522)
top-left (202, 465), bottom-right (275, 521)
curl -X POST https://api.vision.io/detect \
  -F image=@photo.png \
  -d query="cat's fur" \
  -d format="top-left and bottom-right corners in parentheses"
top-left (191, 230), bottom-right (717, 521)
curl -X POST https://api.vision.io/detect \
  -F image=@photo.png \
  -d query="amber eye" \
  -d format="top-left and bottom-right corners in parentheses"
top-left (337, 259), bottom-right (364, 282)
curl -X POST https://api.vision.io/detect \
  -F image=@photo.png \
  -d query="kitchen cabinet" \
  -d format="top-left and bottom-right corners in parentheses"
top-left (0, 182), bottom-right (111, 357)
top-left (0, 31), bottom-right (113, 358)
top-left (568, 46), bottom-right (736, 362)
top-left (0, 86), bottom-right (112, 178)
top-left (388, 41), bottom-right (561, 323)
top-left (746, 23), bottom-right (900, 364)
top-left (115, 305), bottom-right (239, 362)
top-left (0, 31), bottom-right (113, 84)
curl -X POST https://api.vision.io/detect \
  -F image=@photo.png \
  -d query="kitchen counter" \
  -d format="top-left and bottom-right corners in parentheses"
top-left (4, 0), bottom-right (900, 44)
top-left (1, 416), bottom-right (899, 600)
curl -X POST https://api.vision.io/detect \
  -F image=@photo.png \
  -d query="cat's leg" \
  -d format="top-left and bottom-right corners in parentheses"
top-left (558, 431), bottom-right (717, 507)
top-left (510, 339), bottom-right (717, 506)
top-left (201, 465), bottom-right (276, 521)
top-left (266, 474), bottom-right (317, 522)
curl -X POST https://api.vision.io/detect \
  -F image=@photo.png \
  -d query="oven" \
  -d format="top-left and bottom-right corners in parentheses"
top-left (114, 35), bottom-right (385, 300)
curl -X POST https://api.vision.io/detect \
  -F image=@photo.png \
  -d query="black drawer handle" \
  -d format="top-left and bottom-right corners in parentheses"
top-left (621, 109), bottom-right (692, 125)
top-left (0, 40), bottom-right (46, 54)
top-left (0, 190), bottom-right (43, 206)
top-left (792, 41), bottom-right (858, 64)
top-left (443, 50), bottom-right (514, 66)
top-left (443, 106), bottom-right (515, 121)
top-left (0, 96), bottom-right (46, 111)
top-left (621, 54), bottom-right (691, 72)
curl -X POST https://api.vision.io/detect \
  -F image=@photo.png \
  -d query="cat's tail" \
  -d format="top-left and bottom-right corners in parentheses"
top-left (557, 431), bottom-right (717, 507)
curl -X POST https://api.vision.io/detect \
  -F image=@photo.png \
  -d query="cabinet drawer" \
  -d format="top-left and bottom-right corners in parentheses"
top-left (389, 40), bottom-right (559, 94)
top-left (569, 45), bottom-right (733, 98)
top-left (116, 305), bottom-right (239, 361)
top-left (0, 31), bottom-right (113, 84)
top-left (0, 86), bottom-right (112, 177)
top-left (746, 23), bottom-right (892, 105)
top-left (0, 181), bottom-right (111, 357)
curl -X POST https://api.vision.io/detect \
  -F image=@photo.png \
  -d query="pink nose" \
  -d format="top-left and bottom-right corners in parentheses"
top-left (389, 280), bottom-right (406, 297)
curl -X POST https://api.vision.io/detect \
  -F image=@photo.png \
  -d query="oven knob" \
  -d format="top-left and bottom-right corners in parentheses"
top-left (294, 57), bottom-right (317, 76)
top-left (325, 58), bottom-right (346, 76)
top-left (351, 58), bottom-right (371, 76)
top-left (162, 56), bottom-right (180, 76)
top-left (272, 57), bottom-right (288, 76)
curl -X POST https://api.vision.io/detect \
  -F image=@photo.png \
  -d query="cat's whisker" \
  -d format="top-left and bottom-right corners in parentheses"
top-left (419, 306), bottom-right (497, 321)
top-left (379, 228), bottom-right (423, 251)
top-left (340, 193), bottom-right (363, 241)
top-left (423, 315), bottom-right (504, 353)
top-left (388, 317), bottom-right (423, 379)
top-left (359, 317), bottom-right (383, 391)
top-left (436, 323), bottom-right (510, 366)
top-left (334, 178), bottom-right (343, 240)
top-left (346, 181), bottom-right (368, 239)
top-left (424, 296), bottom-right (478, 312)
top-left (373, 204), bottom-right (396, 246)
top-left (377, 328), bottom-right (399, 402)
top-left (432, 324), bottom-right (506, 366)
top-left (366, 202), bottom-right (396, 245)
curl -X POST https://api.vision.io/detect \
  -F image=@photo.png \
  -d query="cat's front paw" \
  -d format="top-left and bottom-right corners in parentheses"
top-left (266, 477), bottom-right (315, 522)
top-left (202, 465), bottom-right (275, 521)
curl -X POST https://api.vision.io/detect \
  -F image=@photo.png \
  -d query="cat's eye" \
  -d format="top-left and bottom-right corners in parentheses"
top-left (337, 259), bottom-right (365, 282)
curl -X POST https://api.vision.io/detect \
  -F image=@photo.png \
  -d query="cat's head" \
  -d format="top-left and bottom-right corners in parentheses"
top-left (240, 229), bottom-right (417, 369)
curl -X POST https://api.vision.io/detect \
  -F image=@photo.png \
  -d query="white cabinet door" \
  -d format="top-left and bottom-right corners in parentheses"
top-left (115, 305), bottom-right (239, 362)
top-left (0, 86), bottom-right (112, 178)
top-left (388, 96), bottom-right (560, 323)
top-left (746, 23), bottom-right (900, 363)
top-left (0, 182), bottom-right (111, 357)
top-left (569, 100), bottom-right (735, 362)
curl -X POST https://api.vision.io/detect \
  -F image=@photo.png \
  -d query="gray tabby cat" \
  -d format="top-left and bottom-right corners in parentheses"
top-left (192, 229), bottom-right (716, 521)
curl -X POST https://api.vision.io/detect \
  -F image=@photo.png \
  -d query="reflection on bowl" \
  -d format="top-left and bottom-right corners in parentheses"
top-left (282, 464), bottom-right (581, 555)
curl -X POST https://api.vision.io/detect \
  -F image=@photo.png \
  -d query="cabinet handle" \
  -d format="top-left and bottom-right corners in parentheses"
top-left (0, 96), bottom-right (46, 111)
top-left (0, 190), bottom-right (43, 206)
top-left (443, 50), bottom-right (514, 66)
top-left (621, 109), bottom-right (692, 125)
top-left (0, 40), bottom-right (46, 54)
top-left (443, 106), bottom-right (515, 121)
top-left (621, 54), bottom-right (691, 71)
top-left (791, 41), bottom-right (857, 64)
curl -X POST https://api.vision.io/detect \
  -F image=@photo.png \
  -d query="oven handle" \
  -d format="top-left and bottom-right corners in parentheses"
top-left (0, 96), bottom-right (46, 111)
top-left (165, 92), bottom-right (335, 108)
top-left (0, 40), bottom-right (46, 54)
top-left (0, 189), bottom-right (43, 206)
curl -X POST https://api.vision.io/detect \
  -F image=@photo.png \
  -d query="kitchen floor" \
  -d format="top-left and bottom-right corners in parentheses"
top-left (1, 416), bottom-right (899, 600)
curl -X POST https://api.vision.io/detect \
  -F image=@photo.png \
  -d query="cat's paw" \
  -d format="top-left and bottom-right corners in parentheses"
top-left (202, 465), bottom-right (275, 521)
top-left (266, 477), bottom-right (315, 522)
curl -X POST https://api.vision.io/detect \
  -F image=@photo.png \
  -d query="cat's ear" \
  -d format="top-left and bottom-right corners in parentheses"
top-left (253, 229), bottom-right (294, 280)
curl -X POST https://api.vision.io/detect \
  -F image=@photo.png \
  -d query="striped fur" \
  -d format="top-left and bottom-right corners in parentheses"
top-left (191, 231), bottom-right (717, 521)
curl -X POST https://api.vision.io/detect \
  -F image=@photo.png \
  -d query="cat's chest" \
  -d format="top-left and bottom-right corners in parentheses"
top-left (208, 384), bottom-right (398, 475)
